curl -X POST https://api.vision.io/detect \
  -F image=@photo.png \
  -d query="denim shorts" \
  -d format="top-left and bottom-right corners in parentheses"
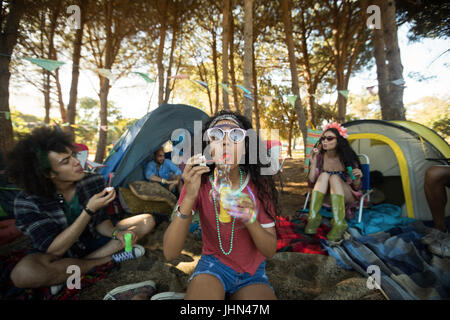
top-left (189, 254), bottom-right (273, 296)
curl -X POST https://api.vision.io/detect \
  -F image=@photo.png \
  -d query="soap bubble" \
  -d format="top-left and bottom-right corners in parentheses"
top-left (209, 156), bottom-right (257, 225)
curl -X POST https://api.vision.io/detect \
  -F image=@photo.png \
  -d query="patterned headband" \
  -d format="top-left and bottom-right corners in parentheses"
top-left (208, 114), bottom-right (243, 129)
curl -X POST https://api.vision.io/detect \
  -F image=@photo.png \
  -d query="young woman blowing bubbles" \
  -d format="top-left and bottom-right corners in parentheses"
top-left (163, 111), bottom-right (279, 300)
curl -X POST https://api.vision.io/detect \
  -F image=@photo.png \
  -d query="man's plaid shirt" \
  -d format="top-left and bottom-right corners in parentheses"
top-left (14, 173), bottom-right (110, 257)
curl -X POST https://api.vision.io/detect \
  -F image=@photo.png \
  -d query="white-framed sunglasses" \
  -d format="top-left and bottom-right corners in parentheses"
top-left (206, 127), bottom-right (247, 143)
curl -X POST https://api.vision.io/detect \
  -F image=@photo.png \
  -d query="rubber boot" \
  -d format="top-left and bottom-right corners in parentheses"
top-left (305, 190), bottom-right (325, 234)
top-left (327, 194), bottom-right (348, 241)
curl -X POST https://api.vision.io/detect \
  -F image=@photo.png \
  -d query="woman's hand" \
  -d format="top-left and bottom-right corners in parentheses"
top-left (352, 168), bottom-right (363, 180)
top-left (86, 188), bottom-right (116, 213)
top-left (222, 192), bottom-right (257, 225)
top-left (310, 147), bottom-right (319, 165)
top-left (183, 154), bottom-right (210, 199)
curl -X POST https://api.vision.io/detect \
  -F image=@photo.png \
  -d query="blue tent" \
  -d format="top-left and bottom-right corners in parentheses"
top-left (100, 104), bottom-right (210, 187)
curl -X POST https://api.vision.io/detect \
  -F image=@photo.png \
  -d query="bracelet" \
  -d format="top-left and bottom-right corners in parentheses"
top-left (84, 207), bottom-right (95, 217)
top-left (174, 204), bottom-right (194, 220)
top-left (161, 178), bottom-right (166, 185)
top-left (112, 229), bottom-right (119, 240)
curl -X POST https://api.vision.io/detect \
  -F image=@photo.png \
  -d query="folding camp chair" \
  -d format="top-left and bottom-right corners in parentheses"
top-left (357, 154), bottom-right (373, 223)
top-left (302, 153), bottom-right (373, 223)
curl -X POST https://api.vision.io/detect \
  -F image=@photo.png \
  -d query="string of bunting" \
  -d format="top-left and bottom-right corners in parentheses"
top-left (7, 54), bottom-right (410, 121)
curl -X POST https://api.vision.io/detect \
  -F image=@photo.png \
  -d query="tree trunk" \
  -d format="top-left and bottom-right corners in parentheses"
top-left (95, 0), bottom-right (113, 163)
top-left (66, 0), bottom-right (87, 141)
top-left (54, 69), bottom-right (67, 123)
top-left (164, 26), bottom-right (177, 103)
top-left (0, 0), bottom-right (24, 155)
top-left (280, 0), bottom-right (308, 153)
top-left (287, 117), bottom-right (294, 158)
top-left (336, 66), bottom-right (347, 123)
top-left (43, 70), bottom-right (51, 124)
top-left (221, 0), bottom-right (231, 111)
top-left (211, 29), bottom-right (220, 114)
top-left (157, 0), bottom-right (169, 106)
top-left (229, 9), bottom-right (241, 114)
top-left (243, 0), bottom-right (253, 120)
top-left (380, 0), bottom-right (405, 120)
top-left (197, 61), bottom-right (213, 114)
top-left (299, 10), bottom-right (314, 125)
top-left (252, 40), bottom-right (260, 131)
top-left (48, 0), bottom-right (65, 123)
top-left (372, 26), bottom-right (390, 115)
top-left (96, 77), bottom-right (110, 163)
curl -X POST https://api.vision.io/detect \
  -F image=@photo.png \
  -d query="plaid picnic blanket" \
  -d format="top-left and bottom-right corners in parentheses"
top-left (321, 223), bottom-right (450, 300)
top-left (276, 216), bottom-right (329, 255)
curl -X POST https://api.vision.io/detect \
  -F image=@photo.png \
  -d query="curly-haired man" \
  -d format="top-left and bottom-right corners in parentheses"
top-left (6, 127), bottom-right (155, 293)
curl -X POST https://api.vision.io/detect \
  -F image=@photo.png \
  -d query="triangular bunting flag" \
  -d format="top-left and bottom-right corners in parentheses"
top-left (100, 125), bottom-right (108, 132)
top-left (96, 69), bottom-right (114, 81)
top-left (366, 86), bottom-right (376, 96)
top-left (236, 85), bottom-right (251, 95)
top-left (132, 72), bottom-right (155, 83)
top-left (391, 79), bottom-right (406, 86)
top-left (169, 74), bottom-right (190, 80)
top-left (287, 95), bottom-right (297, 107)
top-left (243, 93), bottom-right (253, 101)
top-left (193, 80), bottom-right (209, 89)
top-left (338, 90), bottom-right (349, 98)
top-left (23, 57), bottom-right (65, 72)
top-left (219, 83), bottom-right (231, 95)
top-left (0, 111), bottom-right (10, 120)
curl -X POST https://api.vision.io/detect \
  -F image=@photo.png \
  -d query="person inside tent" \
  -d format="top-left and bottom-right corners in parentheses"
top-left (145, 147), bottom-right (184, 196)
top-left (163, 111), bottom-right (279, 300)
top-left (6, 127), bottom-right (154, 294)
top-left (305, 123), bottom-right (364, 242)
top-left (422, 165), bottom-right (450, 258)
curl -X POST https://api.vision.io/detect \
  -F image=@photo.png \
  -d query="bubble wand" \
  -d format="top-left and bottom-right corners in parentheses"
top-left (124, 233), bottom-right (132, 252)
top-left (106, 173), bottom-right (114, 192)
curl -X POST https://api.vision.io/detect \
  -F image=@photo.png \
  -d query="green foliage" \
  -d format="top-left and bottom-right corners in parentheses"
top-left (346, 92), bottom-right (381, 121)
top-left (74, 97), bottom-right (136, 152)
top-left (10, 109), bottom-right (46, 139)
top-left (405, 95), bottom-right (450, 139)
top-left (432, 118), bottom-right (450, 138)
top-left (396, 0), bottom-right (450, 41)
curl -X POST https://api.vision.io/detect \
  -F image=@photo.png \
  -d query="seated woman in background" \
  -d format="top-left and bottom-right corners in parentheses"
top-left (306, 123), bottom-right (363, 241)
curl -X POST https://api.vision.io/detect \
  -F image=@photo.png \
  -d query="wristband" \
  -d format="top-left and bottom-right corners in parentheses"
top-left (174, 204), bottom-right (194, 220)
top-left (161, 178), bottom-right (166, 185)
top-left (112, 229), bottom-right (119, 240)
top-left (84, 207), bottom-right (95, 217)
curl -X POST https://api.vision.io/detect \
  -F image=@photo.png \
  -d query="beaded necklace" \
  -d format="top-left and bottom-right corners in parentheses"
top-left (210, 167), bottom-right (243, 256)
